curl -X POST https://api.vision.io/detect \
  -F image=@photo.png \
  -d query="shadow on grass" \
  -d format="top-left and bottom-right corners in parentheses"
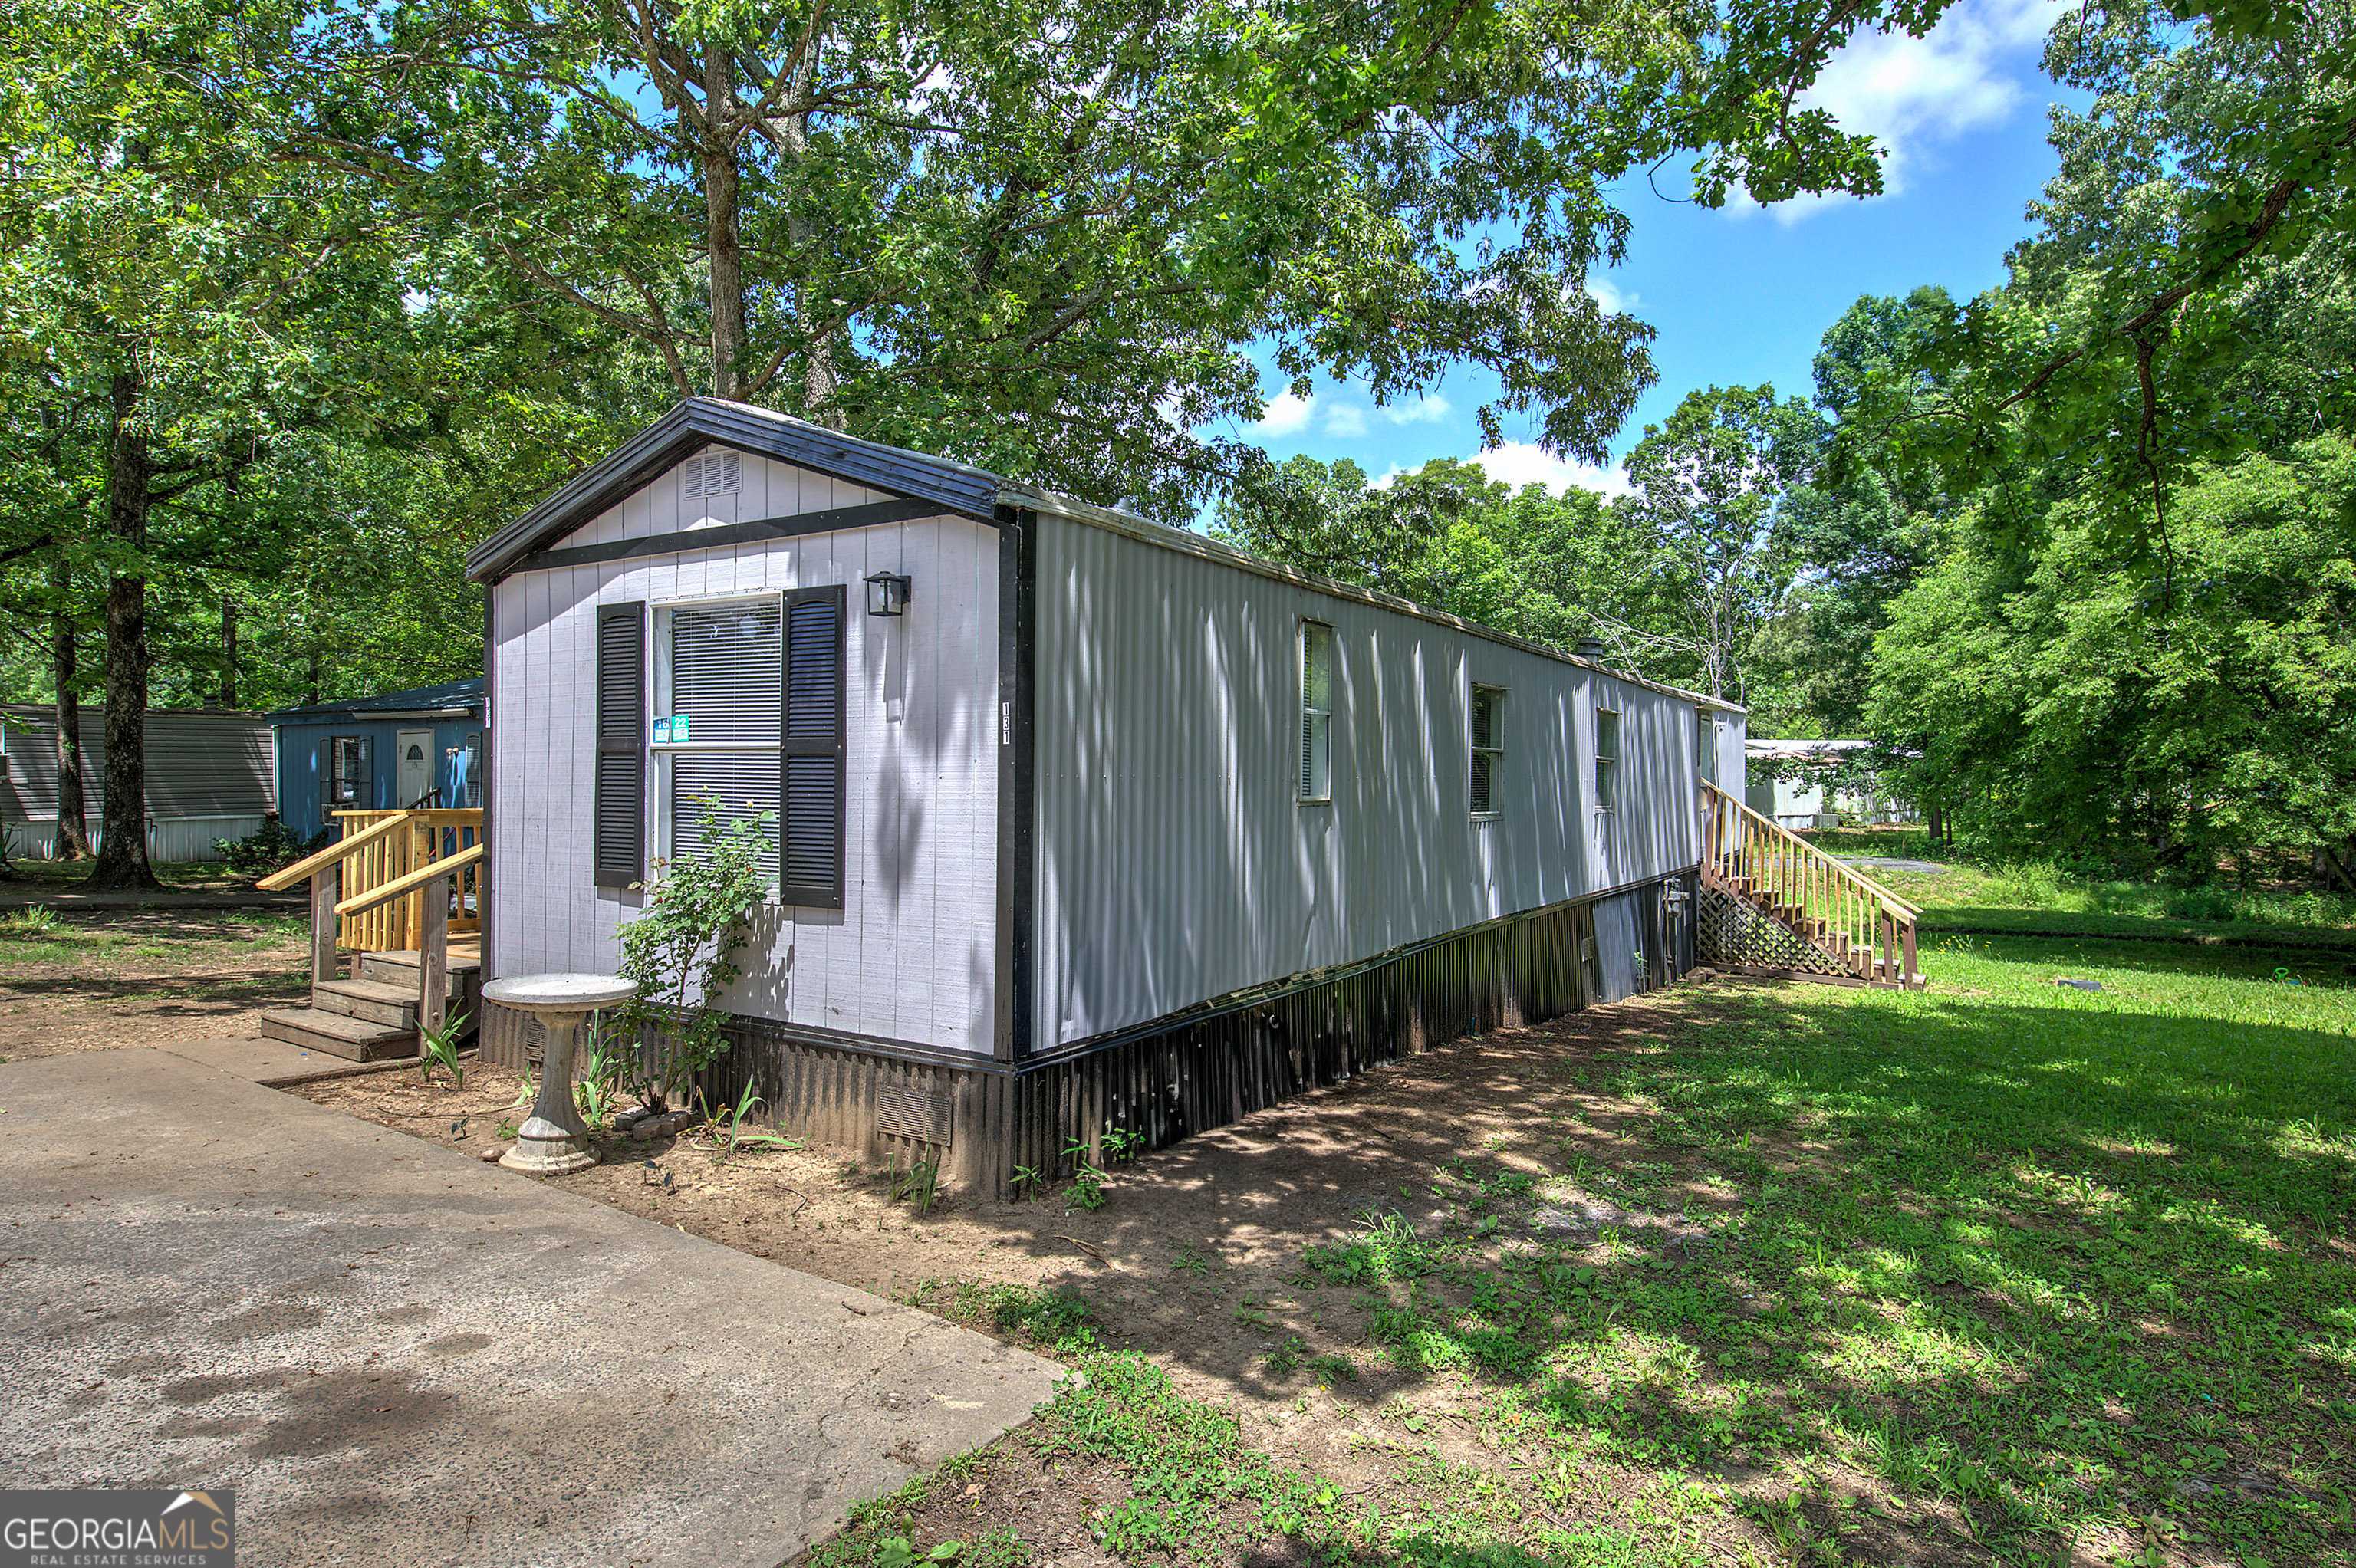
top-left (907, 971), bottom-right (2355, 1563)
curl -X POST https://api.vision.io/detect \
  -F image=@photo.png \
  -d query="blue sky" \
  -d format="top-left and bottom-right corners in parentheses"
top-left (1218, 0), bottom-right (2075, 495)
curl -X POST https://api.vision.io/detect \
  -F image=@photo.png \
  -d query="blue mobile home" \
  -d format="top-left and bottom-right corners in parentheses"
top-left (268, 679), bottom-right (485, 840)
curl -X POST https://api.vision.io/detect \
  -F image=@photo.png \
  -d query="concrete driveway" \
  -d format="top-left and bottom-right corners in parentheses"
top-left (0, 1050), bottom-right (1059, 1567)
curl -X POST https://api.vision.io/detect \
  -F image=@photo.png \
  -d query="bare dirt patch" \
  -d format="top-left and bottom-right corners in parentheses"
top-left (0, 908), bottom-right (309, 1060)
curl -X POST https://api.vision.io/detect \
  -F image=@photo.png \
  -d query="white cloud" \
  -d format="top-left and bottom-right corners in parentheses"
top-left (1759, 0), bottom-right (2062, 222)
top-left (1584, 275), bottom-right (1639, 317)
top-left (1250, 390), bottom-right (1315, 438)
top-left (1467, 442), bottom-right (1630, 498)
top-left (1377, 393), bottom-right (1453, 426)
top-left (1321, 403), bottom-right (1369, 438)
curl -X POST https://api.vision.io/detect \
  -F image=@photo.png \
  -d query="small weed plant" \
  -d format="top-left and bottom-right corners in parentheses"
top-left (0, 906), bottom-right (60, 938)
top-left (418, 1009), bottom-right (472, 1088)
top-left (890, 1158), bottom-right (942, 1216)
top-left (1060, 1137), bottom-right (1107, 1211)
top-left (700, 1080), bottom-right (801, 1160)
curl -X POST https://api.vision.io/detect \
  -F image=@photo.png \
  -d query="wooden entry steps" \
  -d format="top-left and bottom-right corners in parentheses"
top-left (253, 807), bottom-right (487, 1063)
top-left (259, 942), bottom-right (483, 1063)
top-left (1698, 781), bottom-right (1922, 989)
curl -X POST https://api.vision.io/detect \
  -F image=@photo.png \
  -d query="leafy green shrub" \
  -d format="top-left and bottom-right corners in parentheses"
top-left (215, 818), bottom-right (318, 876)
top-left (615, 804), bottom-right (773, 1113)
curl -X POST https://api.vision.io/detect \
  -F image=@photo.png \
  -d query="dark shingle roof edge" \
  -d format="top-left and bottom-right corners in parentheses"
top-left (466, 399), bottom-right (1004, 582)
top-left (265, 678), bottom-right (485, 723)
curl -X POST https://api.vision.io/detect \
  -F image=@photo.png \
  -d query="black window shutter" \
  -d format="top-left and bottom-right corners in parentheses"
top-left (594, 602), bottom-right (647, 888)
top-left (318, 738), bottom-right (336, 817)
top-left (779, 586), bottom-right (846, 909)
top-left (356, 735), bottom-right (376, 808)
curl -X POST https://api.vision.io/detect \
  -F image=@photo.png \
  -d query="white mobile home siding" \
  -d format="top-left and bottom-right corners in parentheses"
top-left (1031, 512), bottom-right (1708, 1052)
top-left (487, 447), bottom-right (1001, 1054)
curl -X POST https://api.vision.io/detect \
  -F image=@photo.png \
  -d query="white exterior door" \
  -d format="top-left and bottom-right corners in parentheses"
top-left (395, 728), bottom-right (433, 807)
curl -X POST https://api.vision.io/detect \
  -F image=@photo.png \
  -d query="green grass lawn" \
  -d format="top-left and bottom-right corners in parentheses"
top-left (813, 932), bottom-right (2356, 1566)
top-left (0, 904), bottom-right (304, 968)
top-left (1800, 832), bottom-right (2356, 951)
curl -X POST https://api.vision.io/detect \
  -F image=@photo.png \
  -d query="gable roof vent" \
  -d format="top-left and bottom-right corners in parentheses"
top-left (683, 449), bottom-right (742, 498)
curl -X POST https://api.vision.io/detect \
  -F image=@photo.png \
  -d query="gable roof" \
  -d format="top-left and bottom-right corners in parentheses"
top-left (469, 398), bottom-right (1747, 716)
top-left (465, 399), bottom-right (1004, 583)
top-left (266, 678), bottom-right (484, 724)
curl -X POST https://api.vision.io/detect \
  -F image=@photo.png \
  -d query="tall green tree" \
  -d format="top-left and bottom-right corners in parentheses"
top-left (1614, 384), bottom-right (1826, 706)
top-left (305, 0), bottom-right (1952, 521)
top-left (1, 0), bottom-right (442, 883)
top-left (1870, 438), bottom-right (2356, 877)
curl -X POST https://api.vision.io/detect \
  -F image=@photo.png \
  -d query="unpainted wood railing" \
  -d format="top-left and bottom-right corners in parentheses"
top-left (1700, 781), bottom-right (1922, 988)
top-left (256, 807), bottom-right (486, 1037)
top-left (321, 808), bottom-right (483, 953)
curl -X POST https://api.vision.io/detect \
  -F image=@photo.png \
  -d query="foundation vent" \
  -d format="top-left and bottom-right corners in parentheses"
top-left (876, 1084), bottom-right (953, 1146)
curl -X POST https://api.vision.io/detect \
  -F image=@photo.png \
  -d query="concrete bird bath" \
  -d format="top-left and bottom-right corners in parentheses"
top-left (487, 974), bottom-right (638, 1175)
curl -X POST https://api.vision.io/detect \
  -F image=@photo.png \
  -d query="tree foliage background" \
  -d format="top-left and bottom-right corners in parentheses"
top-left (0, 0), bottom-right (2347, 886)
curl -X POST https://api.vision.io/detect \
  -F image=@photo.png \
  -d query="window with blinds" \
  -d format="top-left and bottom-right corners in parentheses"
top-left (649, 588), bottom-right (844, 909)
top-left (1595, 706), bottom-right (1621, 811)
top-left (1298, 620), bottom-right (1332, 804)
top-left (1469, 684), bottom-right (1505, 817)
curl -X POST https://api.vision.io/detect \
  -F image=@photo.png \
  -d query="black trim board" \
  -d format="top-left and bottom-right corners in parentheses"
top-left (467, 399), bottom-right (1002, 583)
top-left (991, 505), bottom-right (1038, 1066)
top-left (516, 498), bottom-right (938, 575)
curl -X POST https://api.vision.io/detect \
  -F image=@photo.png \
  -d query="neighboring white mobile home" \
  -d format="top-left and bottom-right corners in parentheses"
top-left (466, 400), bottom-right (1746, 1187)
top-left (1745, 738), bottom-right (1914, 830)
top-left (0, 706), bottom-right (275, 863)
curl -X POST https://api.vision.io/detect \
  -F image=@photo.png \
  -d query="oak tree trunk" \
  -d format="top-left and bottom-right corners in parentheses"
top-left (701, 43), bottom-right (745, 399)
top-left (219, 593), bottom-right (238, 708)
top-left (89, 370), bottom-right (161, 890)
top-left (51, 548), bottom-right (94, 860)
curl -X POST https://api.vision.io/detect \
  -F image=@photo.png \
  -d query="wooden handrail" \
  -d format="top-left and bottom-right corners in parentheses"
top-left (1700, 781), bottom-right (1919, 918)
top-left (256, 811), bottom-right (412, 892)
top-left (335, 840), bottom-right (485, 919)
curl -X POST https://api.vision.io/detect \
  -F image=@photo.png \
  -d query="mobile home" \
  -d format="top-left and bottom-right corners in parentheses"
top-left (465, 399), bottom-right (1749, 1188)
top-left (269, 679), bottom-right (485, 841)
top-left (0, 705), bottom-right (274, 863)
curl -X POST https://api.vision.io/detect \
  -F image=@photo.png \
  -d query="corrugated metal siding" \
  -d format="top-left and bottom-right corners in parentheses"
top-left (488, 446), bottom-right (1000, 1056)
top-left (2, 812), bottom-right (269, 863)
top-left (1032, 514), bottom-right (1705, 1052)
top-left (1, 708), bottom-right (274, 824)
top-left (1717, 708), bottom-right (1748, 804)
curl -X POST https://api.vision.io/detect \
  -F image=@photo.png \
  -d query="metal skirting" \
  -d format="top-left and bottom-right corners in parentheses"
top-left (478, 874), bottom-right (1694, 1195)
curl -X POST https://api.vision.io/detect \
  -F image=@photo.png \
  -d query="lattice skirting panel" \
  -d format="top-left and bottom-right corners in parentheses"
top-left (1697, 883), bottom-right (1847, 978)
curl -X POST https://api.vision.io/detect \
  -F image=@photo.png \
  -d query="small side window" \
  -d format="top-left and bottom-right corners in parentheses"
top-left (1696, 708), bottom-right (1716, 785)
top-left (1298, 620), bottom-right (1333, 804)
top-left (1595, 706), bottom-right (1621, 811)
top-left (1469, 685), bottom-right (1505, 817)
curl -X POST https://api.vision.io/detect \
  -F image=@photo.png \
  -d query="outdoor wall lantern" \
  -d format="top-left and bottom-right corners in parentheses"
top-left (864, 570), bottom-right (913, 617)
